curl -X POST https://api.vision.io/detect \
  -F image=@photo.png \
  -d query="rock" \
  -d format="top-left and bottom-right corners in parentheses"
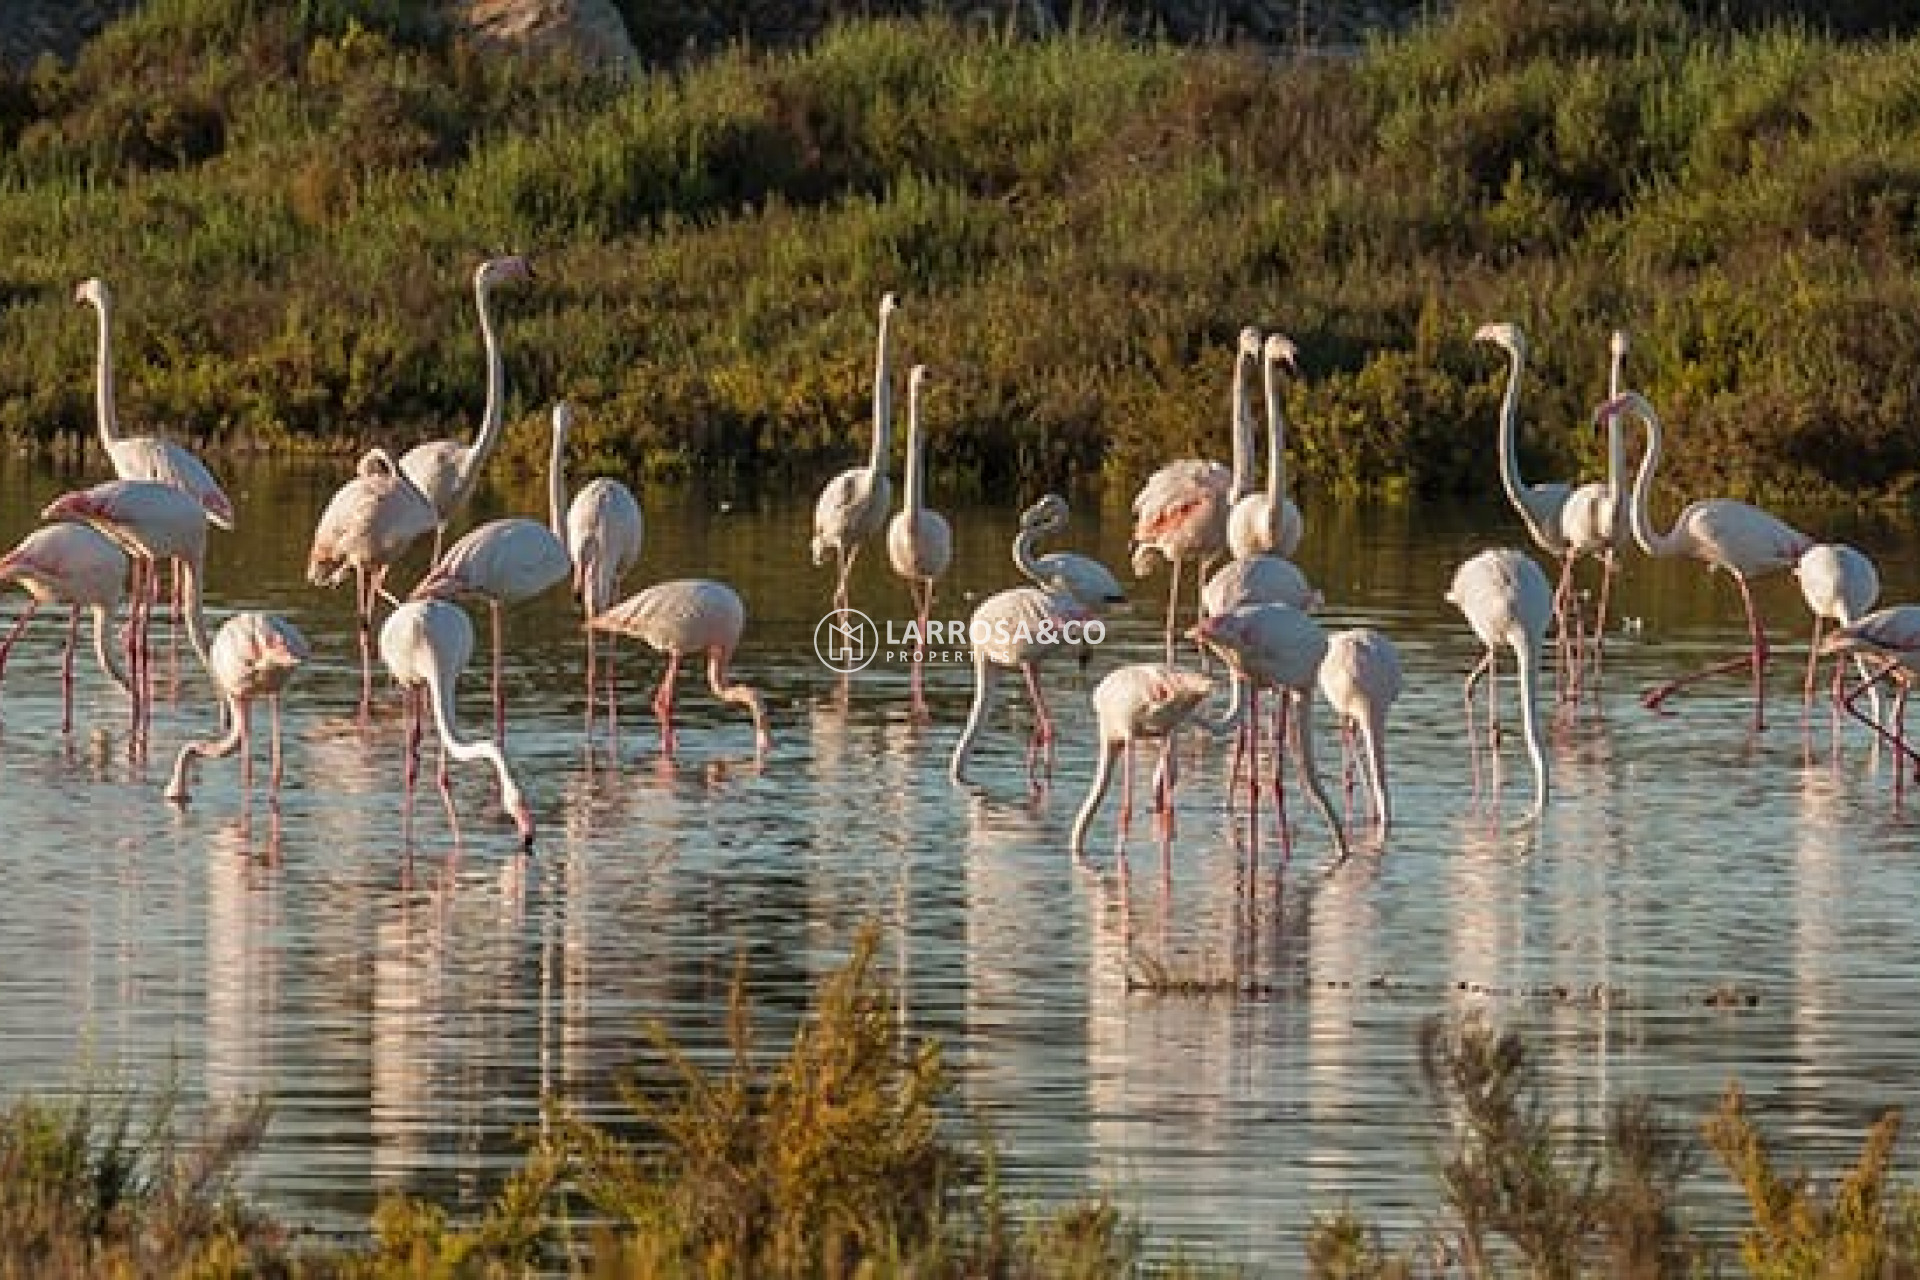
top-left (451, 0), bottom-right (638, 73)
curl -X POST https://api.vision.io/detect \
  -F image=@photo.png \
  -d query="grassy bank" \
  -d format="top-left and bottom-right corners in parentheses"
top-left (1, 0), bottom-right (1919, 504)
top-left (11, 928), bottom-right (1920, 1276)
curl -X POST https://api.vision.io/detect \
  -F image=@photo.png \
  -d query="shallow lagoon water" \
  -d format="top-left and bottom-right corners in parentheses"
top-left (1, 455), bottom-right (1919, 1268)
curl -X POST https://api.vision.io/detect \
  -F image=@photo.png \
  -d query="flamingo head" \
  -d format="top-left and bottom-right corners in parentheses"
top-left (1593, 391), bottom-right (1650, 431)
top-left (1264, 332), bottom-right (1299, 373)
top-left (261, 618), bottom-right (313, 669)
top-left (1472, 320), bottom-right (1524, 357)
top-left (1610, 329), bottom-right (1630, 360)
top-left (40, 489), bottom-right (98, 525)
top-left (879, 291), bottom-right (900, 319)
top-left (1129, 543), bottom-right (1164, 579)
top-left (1237, 326), bottom-right (1264, 360)
top-left (1019, 493), bottom-right (1068, 534)
top-left (908, 363), bottom-right (932, 397)
top-left (1187, 612), bottom-right (1246, 659)
top-left (552, 401), bottom-right (574, 438)
top-left (503, 782), bottom-right (536, 851)
top-left (479, 254), bottom-right (534, 288)
top-left (74, 277), bottom-right (108, 308)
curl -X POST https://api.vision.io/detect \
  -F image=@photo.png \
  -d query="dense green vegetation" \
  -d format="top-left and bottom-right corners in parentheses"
top-left (2, 0), bottom-right (1920, 504)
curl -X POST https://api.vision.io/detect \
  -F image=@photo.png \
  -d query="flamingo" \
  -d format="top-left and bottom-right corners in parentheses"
top-left (1317, 627), bottom-right (1403, 834)
top-left (1796, 542), bottom-right (1881, 710)
top-left (410, 406), bottom-right (575, 745)
top-left (1446, 547), bottom-right (1552, 817)
top-left (1226, 331), bottom-right (1305, 560)
top-left (1600, 390), bottom-right (1814, 730)
top-left (164, 612), bottom-right (310, 809)
top-left (1068, 663), bottom-right (1215, 859)
top-left (1200, 554), bottom-right (1322, 617)
top-left (1818, 606), bottom-right (1920, 772)
top-left (379, 599), bottom-right (534, 849)
top-left (812, 292), bottom-right (900, 619)
top-left (553, 402), bottom-right (644, 738)
top-left (1190, 602), bottom-right (1348, 863)
top-left (949, 582), bottom-right (1094, 788)
top-left (42, 479), bottom-right (212, 745)
top-left (1131, 326), bottom-right (1262, 663)
top-left (1554, 328), bottom-right (1631, 686)
top-left (76, 277), bottom-right (235, 530)
top-left (398, 254), bottom-right (533, 562)
top-left (586, 579), bottom-right (771, 757)
top-left (885, 365), bottom-right (951, 716)
top-left (0, 522), bottom-right (132, 733)
top-left (307, 446), bottom-right (439, 713)
top-left (1013, 493), bottom-right (1123, 673)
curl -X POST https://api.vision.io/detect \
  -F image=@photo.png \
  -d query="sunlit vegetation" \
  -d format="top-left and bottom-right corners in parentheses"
top-left (2, 0), bottom-right (1919, 502)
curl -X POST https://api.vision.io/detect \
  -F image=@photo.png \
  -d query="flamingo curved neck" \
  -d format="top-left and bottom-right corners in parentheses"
top-left (902, 383), bottom-right (925, 514)
top-left (548, 417), bottom-right (568, 540)
top-left (1069, 740), bottom-right (1121, 854)
top-left (463, 270), bottom-right (509, 489)
top-left (1011, 522), bottom-right (1056, 586)
top-left (1513, 634), bottom-right (1550, 815)
top-left (1604, 344), bottom-right (1627, 543)
top-left (1229, 349), bottom-right (1256, 501)
top-left (91, 602), bottom-right (130, 693)
top-left (426, 663), bottom-right (521, 797)
top-left (88, 294), bottom-right (121, 450)
top-left (1263, 355), bottom-right (1289, 532)
top-left (1621, 399), bottom-right (1672, 558)
top-left (948, 655), bottom-right (998, 783)
top-left (868, 306), bottom-right (894, 478)
top-left (1494, 340), bottom-right (1532, 518)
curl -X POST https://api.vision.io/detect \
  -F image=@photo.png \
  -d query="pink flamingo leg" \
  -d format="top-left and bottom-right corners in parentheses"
top-left (356, 564), bottom-right (377, 716)
top-left (1162, 557), bottom-right (1183, 667)
top-left (1117, 737), bottom-right (1135, 846)
top-left (401, 686), bottom-right (422, 844)
top-left (0, 601), bottom-right (38, 684)
top-left (1272, 692), bottom-right (1294, 865)
top-left (1641, 572), bottom-right (1772, 729)
top-left (490, 599), bottom-right (507, 748)
top-left (269, 694), bottom-right (286, 804)
top-left (604, 635), bottom-right (619, 756)
top-left (1023, 661), bottom-right (1055, 785)
top-left (652, 650), bottom-right (681, 756)
top-left (1463, 651), bottom-right (1492, 804)
top-left (236, 699), bottom-right (255, 795)
top-left (1840, 662), bottom-right (1919, 775)
top-left (61, 606), bottom-right (79, 734)
top-left (909, 580), bottom-right (933, 720)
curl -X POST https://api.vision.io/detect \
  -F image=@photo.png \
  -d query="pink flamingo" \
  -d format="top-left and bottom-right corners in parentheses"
top-left (0, 522), bottom-right (132, 732)
top-left (378, 599), bottom-right (534, 849)
top-left (586, 580), bottom-right (771, 757)
top-left (812, 292), bottom-right (900, 618)
top-left (886, 365), bottom-right (951, 716)
top-left (1226, 331), bottom-right (1305, 559)
top-left (1131, 327), bottom-right (1259, 663)
top-left (1317, 627), bottom-right (1402, 834)
top-left (1190, 602), bottom-right (1348, 864)
top-left (553, 403), bottom-right (644, 738)
top-left (949, 583), bottom-right (1093, 788)
top-left (398, 254), bottom-right (533, 562)
top-left (1600, 390), bottom-right (1814, 729)
top-left (410, 405), bottom-right (575, 745)
top-left (1012, 493), bottom-right (1123, 674)
top-left (1069, 663), bottom-right (1215, 859)
top-left (165, 612), bottom-right (310, 809)
top-left (43, 479), bottom-right (211, 746)
top-left (1819, 606), bottom-right (1920, 780)
top-left (77, 276), bottom-right (235, 529)
top-left (1796, 542), bottom-right (1880, 708)
top-left (1553, 328), bottom-right (1631, 687)
top-left (307, 446), bottom-right (439, 713)
top-left (1447, 548), bottom-right (1552, 817)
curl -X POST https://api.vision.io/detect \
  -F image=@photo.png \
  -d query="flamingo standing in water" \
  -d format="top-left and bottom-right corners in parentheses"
top-left (410, 406), bottom-right (575, 745)
top-left (76, 277), bottom-right (235, 530)
top-left (1190, 602), bottom-right (1348, 864)
top-left (1013, 493), bottom-right (1124, 674)
top-left (553, 403), bottom-right (644, 739)
top-left (587, 579), bottom-right (771, 758)
top-left (1317, 627), bottom-right (1402, 835)
top-left (165, 612), bottom-right (310, 809)
top-left (1069, 663), bottom-right (1215, 860)
top-left (1818, 606), bottom-right (1920, 775)
top-left (812, 292), bottom-right (900, 619)
top-left (399, 254), bottom-right (534, 562)
top-left (308, 447), bottom-right (440, 713)
top-left (43, 479), bottom-right (212, 746)
top-left (1131, 326), bottom-right (1261, 663)
top-left (0, 522), bottom-right (132, 732)
top-left (1447, 547), bottom-right (1552, 817)
top-left (949, 576), bottom-right (1093, 789)
top-left (1796, 542), bottom-right (1880, 709)
top-left (1554, 328), bottom-right (1631, 687)
top-left (886, 365), bottom-right (951, 716)
top-left (379, 599), bottom-right (534, 849)
top-left (1226, 332), bottom-right (1305, 559)
top-left (1599, 390), bottom-right (1813, 730)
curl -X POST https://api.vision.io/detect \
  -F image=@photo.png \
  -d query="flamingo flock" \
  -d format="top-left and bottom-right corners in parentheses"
top-left (0, 275), bottom-right (1901, 873)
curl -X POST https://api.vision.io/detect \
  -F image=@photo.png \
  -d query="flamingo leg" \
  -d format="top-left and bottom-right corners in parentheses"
top-left (1804, 615), bottom-right (1826, 707)
top-left (1271, 688), bottom-right (1294, 865)
top-left (1642, 573), bottom-right (1772, 728)
top-left (490, 599), bottom-right (507, 748)
top-left (1463, 650), bottom-right (1493, 803)
top-left (356, 564), bottom-right (376, 716)
top-left (909, 579), bottom-right (932, 720)
top-left (0, 600), bottom-right (37, 679)
top-left (61, 605), bottom-right (78, 734)
top-left (237, 698), bottom-right (255, 796)
top-left (605, 635), bottom-right (619, 757)
top-left (401, 686), bottom-right (422, 844)
top-left (652, 650), bottom-right (681, 756)
top-left (269, 694), bottom-right (285, 805)
top-left (583, 624), bottom-right (599, 739)
top-left (1023, 661), bottom-right (1055, 785)
top-left (1117, 737), bottom-right (1134, 845)
top-left (1162, 557), bottom-right (1182, 667)
top-left (1550, 553), bottom-right (1581, 703)
top-left (1840, 661), bottom-right (1919, 773)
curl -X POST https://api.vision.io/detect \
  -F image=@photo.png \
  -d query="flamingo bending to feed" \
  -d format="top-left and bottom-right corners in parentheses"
top-left (1818, 606), bottom-right (1920, 774)
top-left (812, 292), bottom-right (900, 619)
top-left (1317, 627), bottom-right (1402, 834)
top-left (410, 405), bottom-right (575, 745)
top-left (77, 277), bottom-right (234, 530)
top-left (587, 579), bottom-right (771, 757)
top-left (1447, 548), bottom-right (1552, 817)
top-left (1069, 663), bottom-right (1215, 859)
top-left (165, 612), bottom-right (310, 808)
top-left (0, 522), bottom-right (132, 732)
top-left (1796, 542), bottom-right (1880, 709)
top-left (886, 365), bottom-right (951, 715)
top-left (1190, 602), bottom-right (1348, 864)
top-left (308, 447), bottom-right (440, 713)
top-left (554, 403), bottom-right (644, 737)
top-left (949, 581), bottom-right (1094, 788)
top-left (1600, 390), bottom-right (1813, 730)
top-left (1131, 326), bottom-right (1261, 663)
top-left (399, 254), bottom-right (533, 562)
top-left (1554, 328), bottom-right (1631, 686)
top-left (1226, 332), bottom-right (1305, 559)
top-left (379, 599), bottom-right (534, 849)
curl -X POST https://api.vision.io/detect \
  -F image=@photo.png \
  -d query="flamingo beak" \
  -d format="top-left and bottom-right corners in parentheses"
top-left (513, 804), bottom-right (535, 851)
